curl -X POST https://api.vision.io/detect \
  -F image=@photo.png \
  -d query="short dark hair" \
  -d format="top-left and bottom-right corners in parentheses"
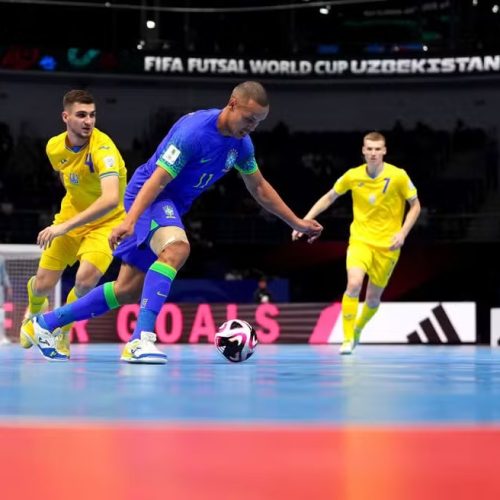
top-left (231, 81), bottom-right (268, 107)
top-left (63, 89), bottom-right (95, 109)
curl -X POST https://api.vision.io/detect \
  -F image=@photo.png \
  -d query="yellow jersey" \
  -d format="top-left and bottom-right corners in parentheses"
top-left (46, 127), bottom-right (126, 235)
top-left (333, 162), bottom-right (417, 248)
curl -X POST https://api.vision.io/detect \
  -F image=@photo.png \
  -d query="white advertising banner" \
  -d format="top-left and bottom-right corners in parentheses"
top-left (327, 302), bottom-right (476, 343)
top-left (490, 308), bottom-right (500, 347)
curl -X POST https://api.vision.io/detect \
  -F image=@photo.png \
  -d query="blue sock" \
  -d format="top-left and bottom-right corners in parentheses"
top-left (131, 261), bottom-right (176, 341)
top-left (39, 282), bottom-right (120, 331)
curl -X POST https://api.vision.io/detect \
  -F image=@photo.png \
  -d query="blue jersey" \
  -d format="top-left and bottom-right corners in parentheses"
top-left (115, 108), bottom-right (260, 272)
top-left (126, 108), bottom-right (259, 215)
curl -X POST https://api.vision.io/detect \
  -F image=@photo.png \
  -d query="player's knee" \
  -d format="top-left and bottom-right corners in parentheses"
top-left (159, 240), bottom-right (190, 270)
top-left (32, 275), bottom-right (56, 295)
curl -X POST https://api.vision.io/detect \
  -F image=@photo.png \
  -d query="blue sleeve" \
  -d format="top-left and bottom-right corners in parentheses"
top-left (234, 136), bottom-right (259, 175)
top-left (156, 116), bottom-right (200, 178)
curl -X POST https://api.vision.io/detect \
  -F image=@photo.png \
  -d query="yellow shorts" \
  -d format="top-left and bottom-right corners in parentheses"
top-left (39, 224), bottom-right (114, 274)
top-left (346, 241), bottom-right (400, 288)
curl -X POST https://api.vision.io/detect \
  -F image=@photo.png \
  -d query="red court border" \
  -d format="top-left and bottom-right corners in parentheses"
top-left (1, 423), bottom-right (499, 500)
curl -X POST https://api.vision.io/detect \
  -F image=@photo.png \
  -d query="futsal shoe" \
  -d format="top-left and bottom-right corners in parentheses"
top-left (20, 316), bottom-right (68, 361)
top-left (339, 340), bottom-right (355, 355)
top-left (121, 332), bottom-right (167, 364)
top-left (56, 328), bottom-right (71, 358)
top-left (20, 296), bottom-right (49, 349)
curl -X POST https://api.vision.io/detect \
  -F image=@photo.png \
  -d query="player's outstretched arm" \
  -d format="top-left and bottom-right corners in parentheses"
top-left (37, 175), bottom-right (121, 249)
top-left (109, 167), bottom-right (173, 249)
top-left (241, 170), bottom-right (323, 242)
top-left (292, 188), bottom-right (339, 241)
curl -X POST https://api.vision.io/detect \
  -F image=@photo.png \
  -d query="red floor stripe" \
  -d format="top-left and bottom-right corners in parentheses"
top-left (2, 425), bottom-right (499, 500)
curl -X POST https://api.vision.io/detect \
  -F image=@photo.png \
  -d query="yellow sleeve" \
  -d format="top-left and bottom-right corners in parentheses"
top-left (45, 136), bottom-right (60, 172)
top-left (333, 169), bottom-right (353, 195)
top-left (93, 143), bottom-right (121, 179)
top-left (399, 169), bottom-right (418, 200)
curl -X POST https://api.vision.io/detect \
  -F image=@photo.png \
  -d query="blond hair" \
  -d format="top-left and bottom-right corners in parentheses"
top-left (363, 131), bottom-right (386, 144)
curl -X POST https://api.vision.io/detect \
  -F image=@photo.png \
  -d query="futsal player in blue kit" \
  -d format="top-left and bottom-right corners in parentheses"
top-left (21, 81), bottom-right (323, 363)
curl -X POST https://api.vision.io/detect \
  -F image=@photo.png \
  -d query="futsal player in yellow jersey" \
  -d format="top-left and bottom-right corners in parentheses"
top-left (293, 131), bottom-right (421, 354)
top-left (21, 89), bottom-right (126, 357)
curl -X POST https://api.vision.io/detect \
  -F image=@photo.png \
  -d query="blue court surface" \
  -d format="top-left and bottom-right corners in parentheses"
top-left (1, 343), bottom-right (500, 499)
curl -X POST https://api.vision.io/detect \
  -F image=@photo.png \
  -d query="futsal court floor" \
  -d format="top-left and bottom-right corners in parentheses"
top-left (1, 343), bottom-right (500, 500)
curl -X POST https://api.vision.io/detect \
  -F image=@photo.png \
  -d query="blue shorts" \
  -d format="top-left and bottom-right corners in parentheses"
top-left (113, 196), bottom-right (185, 273)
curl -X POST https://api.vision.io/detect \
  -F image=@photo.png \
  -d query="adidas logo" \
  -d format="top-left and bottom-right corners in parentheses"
top-left (407, 305), bottom-right (461, 344)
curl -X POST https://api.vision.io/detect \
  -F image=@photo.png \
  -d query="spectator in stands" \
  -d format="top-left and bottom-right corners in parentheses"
top-left (0, 254), bottom-right (13, 345)
top-left (293, 131), bottom-right (420, 355)
top-left (254, 276), bottom-right (273, 304)
top-left (21, 81), bottom-right (323, 363)
top-left (20, 90), bottom-right (127, 360)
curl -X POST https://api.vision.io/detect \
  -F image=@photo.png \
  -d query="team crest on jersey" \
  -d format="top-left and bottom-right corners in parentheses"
top-left (223, 149), bottom-right (238, 172)
top-left (60, 158), bottom-right (68, 165)
top-left (163, 204), bottom-right (175, 219)
top-left (69, 173), bottom-right (79, 185)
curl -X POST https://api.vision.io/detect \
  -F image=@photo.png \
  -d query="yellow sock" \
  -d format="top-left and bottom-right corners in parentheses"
top-left (60, 287), bottom-right (80, 334)
top-left (27, 276), bottom-right (49, 314)
top-left (354, 303), bottom-right (379, 339)
top-left (342, 293), bottom-right (359, 343)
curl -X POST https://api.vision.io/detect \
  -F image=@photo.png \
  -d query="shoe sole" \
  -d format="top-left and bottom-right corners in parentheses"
top-left (120, 356), bottom-right (167, 365)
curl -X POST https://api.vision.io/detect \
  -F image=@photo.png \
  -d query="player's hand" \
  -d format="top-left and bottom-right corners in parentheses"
top-left (294, 219), bottom-right (323, 243)
top-left (37, 223), bottom-right (68, 249)
top-left (390, 231), bottom-right (405, 250)
top-left (109, 220), bottom-right (135, 250)
top-left (291, 229), bottom-right (303, 241)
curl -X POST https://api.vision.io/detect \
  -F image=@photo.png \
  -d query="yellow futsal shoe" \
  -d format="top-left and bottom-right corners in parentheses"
top-left (55, 328), bottom-right (71, 358)
top-left (121, 332), bottom-right (167, 364)
top-left (20, 298), bottom-right (49, 349)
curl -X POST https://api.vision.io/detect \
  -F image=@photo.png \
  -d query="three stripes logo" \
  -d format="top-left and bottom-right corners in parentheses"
top-left (407, 305), bottom-right (462, 344)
